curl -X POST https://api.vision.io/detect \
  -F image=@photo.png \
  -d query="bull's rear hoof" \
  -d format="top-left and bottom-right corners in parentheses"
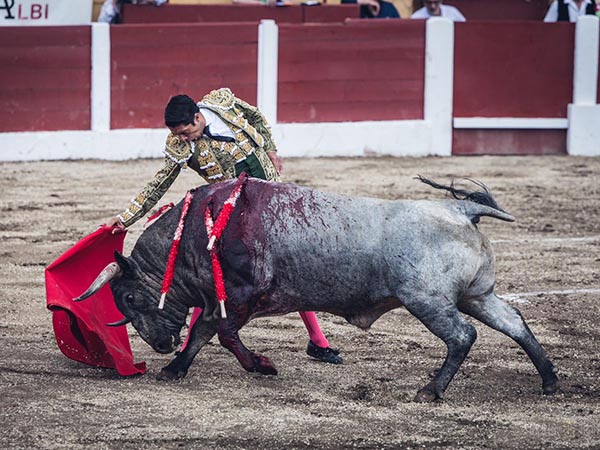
top-left (543, 379), bottom-right (561, 395)
top-left (157, 367), bottom-right (187, 381)
top-left (414, 387), bottom-right (443, 403)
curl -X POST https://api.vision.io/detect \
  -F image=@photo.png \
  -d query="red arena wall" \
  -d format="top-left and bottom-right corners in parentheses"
top-left (110, 23), bottom-right (259, 129)
top-left (277, 20), bottom-right (426, 123)
top-left (453, 22), bottom-right (574, 118)
top-left (452, 22), bottom-right (574, 155)
top-left (119, 3), bottom-right (360, 24)
top-left (0, 26), bottom-right (91, 132)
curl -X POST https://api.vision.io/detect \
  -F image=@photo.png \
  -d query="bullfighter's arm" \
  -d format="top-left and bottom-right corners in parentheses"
top-left (234, 99), bottom-right (283, 173)
top-left (235, 98), bottom-right (277, 154)
top-left (117, 158), bottom-right (181, 227)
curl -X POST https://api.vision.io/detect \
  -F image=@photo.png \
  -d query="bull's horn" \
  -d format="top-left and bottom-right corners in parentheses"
top-left (73, 262), bottom-right (122, 302)
top-left (106, 317), bottom-right (130, 327)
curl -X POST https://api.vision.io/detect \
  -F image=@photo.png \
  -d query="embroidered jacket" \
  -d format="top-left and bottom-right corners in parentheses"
top-left (117, 88), bottom-right (279, 227)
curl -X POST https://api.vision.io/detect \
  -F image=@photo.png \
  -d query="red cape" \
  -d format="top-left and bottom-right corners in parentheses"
top-left (45, 226), bottom-right (146, 376)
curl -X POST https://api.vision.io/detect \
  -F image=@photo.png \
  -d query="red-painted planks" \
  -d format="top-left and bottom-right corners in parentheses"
top-left (278, 21), bottom-right (425, 123)
top-left (301, 4), bottom-right (360, 23)
top-left (453, 129), bottom-right (567, 155)
top-left (454, 22), bottom-right (574, 119)
top-left (120, 4), bottom-right (303, 23)
top-left (110, 24), bottom-right (259, 129)
top-left (0, 26), bottom-right (91, 132)
top-left (119, 4), bottom-right (359, 24)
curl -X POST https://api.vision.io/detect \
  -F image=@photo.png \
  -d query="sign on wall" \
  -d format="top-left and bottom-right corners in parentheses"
top-left (0, 0), bottom-right (92, 26)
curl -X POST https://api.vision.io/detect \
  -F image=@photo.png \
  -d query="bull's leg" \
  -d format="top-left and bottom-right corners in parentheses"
top-left (157, 320), bottom-right (218, 381)
top-left (404, 300), bottom-right (478, 403)
top-left (458, 292), bottom-right (559, 395)
top-left (217, 312), bottom-right (277, 376)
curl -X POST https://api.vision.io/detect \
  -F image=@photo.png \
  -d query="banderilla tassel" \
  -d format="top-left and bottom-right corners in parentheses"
top-left (159, 191), bottom-right (194, 309)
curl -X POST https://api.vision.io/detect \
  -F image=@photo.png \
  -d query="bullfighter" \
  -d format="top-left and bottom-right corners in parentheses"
top-left (105, 87), bottom-right (343, 364)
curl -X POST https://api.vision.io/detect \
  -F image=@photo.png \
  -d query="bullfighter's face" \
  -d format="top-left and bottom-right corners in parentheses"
top-left (425, 0), bottom-right (441, 16)
top-left (169, 112), bottom-right (206, 143)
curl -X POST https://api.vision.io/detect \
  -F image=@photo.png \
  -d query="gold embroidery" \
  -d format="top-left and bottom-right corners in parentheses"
top-left (164, 133), bottom-right (193, 167)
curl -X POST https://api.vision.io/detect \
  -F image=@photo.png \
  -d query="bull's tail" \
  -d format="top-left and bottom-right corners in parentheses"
top-left (416, 175), bottom-right (515, 224)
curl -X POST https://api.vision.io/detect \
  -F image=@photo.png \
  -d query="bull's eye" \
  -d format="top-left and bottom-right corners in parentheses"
top-left (125, 294), bottom-right (134, 303)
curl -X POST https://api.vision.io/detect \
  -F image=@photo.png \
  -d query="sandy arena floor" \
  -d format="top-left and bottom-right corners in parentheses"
top-left (1, 155), bottom-right (599, 449)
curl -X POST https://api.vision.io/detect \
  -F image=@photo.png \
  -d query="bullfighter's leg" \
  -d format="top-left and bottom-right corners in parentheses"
top-left (458, 292), bottom-right (559, 395)
top-left (217, 302), bottom-right (278, 375)
top-left (300, 311), bottom-right (343, 364)
top-left (182, 308), bottom-right (342, 364)
top-left (157, 319), bottom-right (218, 381)
top-left (404, 300), bottom-right (477, 403)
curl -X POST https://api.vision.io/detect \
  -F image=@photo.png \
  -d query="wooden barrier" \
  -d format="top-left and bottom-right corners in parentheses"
top-left (120, 3), bottom-right (360, 24)
top-left (2, 19), bottom-right (597, 157)
top-left (110, 23), bottom-right (259, 129)
top-left (0, 26), bottom-right (91, 132)
top-left (452, 21), bottom-right (574, 155)
top-left (278, 20), bottom-right (425, 122)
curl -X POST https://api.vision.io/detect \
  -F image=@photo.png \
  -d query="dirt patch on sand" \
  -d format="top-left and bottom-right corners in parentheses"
top-left (1, 155), bottom-right (599, 449)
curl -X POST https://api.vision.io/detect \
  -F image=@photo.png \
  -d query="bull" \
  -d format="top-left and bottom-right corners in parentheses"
top-left (75, 176), bottom-right (559, 402)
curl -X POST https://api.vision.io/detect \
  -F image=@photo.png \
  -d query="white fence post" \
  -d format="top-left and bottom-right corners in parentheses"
top-left (91, 22), bottom-right (111, 132)
top-left (567, 16), bottom-right (600, 156)
top-left (257, 19), bottom-right (279, 126)
top-left (424, 17), bottom-right (454, 156)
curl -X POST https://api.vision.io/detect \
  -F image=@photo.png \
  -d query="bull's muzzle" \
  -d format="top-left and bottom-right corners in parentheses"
top-left (154, 334), bottom-right (180, 354)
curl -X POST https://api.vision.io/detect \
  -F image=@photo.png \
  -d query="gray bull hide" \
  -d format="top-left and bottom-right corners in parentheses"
top-left (75, 177), bottom-right (559, 402)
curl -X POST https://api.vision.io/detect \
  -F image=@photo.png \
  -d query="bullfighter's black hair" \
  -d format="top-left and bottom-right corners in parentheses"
top-left (164, 94), bottom-right (200, 128)
top-left (416, 175), bottom-right (508, 214)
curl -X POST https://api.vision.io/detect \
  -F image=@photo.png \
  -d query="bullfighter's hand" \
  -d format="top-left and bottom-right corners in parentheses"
top-left (104, 216), bottom-right (126, 234)
top-left (267, 151), bottom-right (283, 175)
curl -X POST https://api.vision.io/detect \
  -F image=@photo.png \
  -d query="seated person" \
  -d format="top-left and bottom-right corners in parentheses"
top-left (98, 0), bottom-right (167, 24)
top-left (411, 0), bottom-right (465, 21)
top-left (543, 0), bottom-right (598, 22)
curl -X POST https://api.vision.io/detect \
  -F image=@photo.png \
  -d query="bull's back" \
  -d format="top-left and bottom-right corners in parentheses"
top-left (246, 182), bottom-right (489, 305)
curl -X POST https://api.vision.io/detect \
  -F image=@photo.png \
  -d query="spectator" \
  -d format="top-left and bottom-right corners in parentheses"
top-left (98, 0), bottom-right (168, 24)
top-left (543, 0), bottom-right (598, 22)
top-left (411, 0), bottom-right (466, 21)
top-left (342, 0), bottom-right (401, 18)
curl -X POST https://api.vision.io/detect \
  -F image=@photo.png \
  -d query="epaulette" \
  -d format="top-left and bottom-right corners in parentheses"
top-left (164, 133), bottom-right (193, 166)
top-left (199, 88), bottom-right (235, 111)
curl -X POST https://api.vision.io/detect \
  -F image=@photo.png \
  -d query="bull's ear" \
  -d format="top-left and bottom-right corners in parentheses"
top-left (114, 251), bottom-right (136, 276)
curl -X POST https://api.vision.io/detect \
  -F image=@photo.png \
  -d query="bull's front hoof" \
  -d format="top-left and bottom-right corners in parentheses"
top-left (414, 387), bottom-right (443, 403)
top-left (157, 367), bottom-right (187, 381)
top-left (251, 354), bottom-right (278, 375)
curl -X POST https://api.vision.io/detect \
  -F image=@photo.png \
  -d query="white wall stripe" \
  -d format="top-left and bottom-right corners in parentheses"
top-left (257, 19), bottom-right (278, 126)
top-left (453, 118), bottom-right (569, 129)
top-left (572, 16), bottom-right (599, 105)
top-left (424, 17), bottom-right (454, 156)
top-left (91, 22), bottom-right (111, 132)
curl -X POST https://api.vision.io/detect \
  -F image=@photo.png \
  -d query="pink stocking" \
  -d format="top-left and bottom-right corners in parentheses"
top-left (181, 306), bottom-right (203, 352)
top-left (182, 309), bottom-right (330, 351)
top-left (299, 311), bottom-right (329, 348)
